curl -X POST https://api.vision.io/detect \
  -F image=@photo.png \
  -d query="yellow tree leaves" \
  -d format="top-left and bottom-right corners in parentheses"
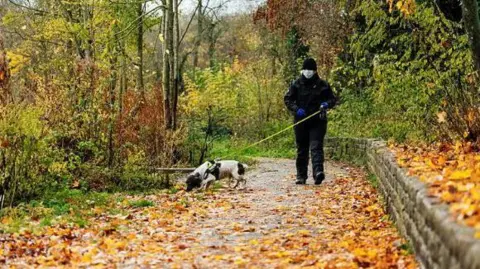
top-left (392, 142), bottom-right (480, 232)
top-left (387, 0), bottom-right (416, 16)
top-left (181, 58), bottom-right (286, 135)
top-left (182, 60), bottom-right (241, 117)
top-left (5, 51), bottom-right (27, 75)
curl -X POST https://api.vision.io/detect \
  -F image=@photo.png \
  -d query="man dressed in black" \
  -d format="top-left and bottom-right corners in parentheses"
top-left (284, 58), bottom-right (336, 185)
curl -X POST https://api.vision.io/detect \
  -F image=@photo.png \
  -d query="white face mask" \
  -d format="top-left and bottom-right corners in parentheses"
top-left (302, 70), bottom-right (316, 79)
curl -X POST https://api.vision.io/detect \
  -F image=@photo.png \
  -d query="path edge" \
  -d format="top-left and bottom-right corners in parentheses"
top-left (324, 137), bottom-right (480, 269)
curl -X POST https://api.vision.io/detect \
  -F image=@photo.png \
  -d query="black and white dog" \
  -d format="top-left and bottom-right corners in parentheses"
top-left (185, 160), bottom-right (248, 192)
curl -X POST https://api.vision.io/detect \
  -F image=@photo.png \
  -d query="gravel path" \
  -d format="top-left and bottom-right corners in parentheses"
top-left (3, 159), bottom-right (418, 268)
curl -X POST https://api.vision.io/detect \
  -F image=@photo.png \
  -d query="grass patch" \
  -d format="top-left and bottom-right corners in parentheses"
top-left (0, 189), bottom-right (119, 232)
top-left (40, 217), bottom-right (53, 227)
top-left (40, 189), bottom-right (112, 214)
top-left (399, 242), bottom-right (415, 255)
top-left (367, 173), bottom-right (379, 189)
top-left (73, 217), bottom-right (89, 228)
top-left (129, 200), bottom-right (154, 208)
top-left (167, 186), bottom-right (181, 194)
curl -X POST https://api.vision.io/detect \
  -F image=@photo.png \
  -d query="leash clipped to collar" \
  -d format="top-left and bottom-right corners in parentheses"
top-left (217, 109), bottom-right (323, 160)
top-left (205, 158), bottom-right (221, 178)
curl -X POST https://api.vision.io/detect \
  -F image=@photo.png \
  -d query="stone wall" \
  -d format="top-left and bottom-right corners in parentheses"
top-left (324, 138), bottom-right (480, 269)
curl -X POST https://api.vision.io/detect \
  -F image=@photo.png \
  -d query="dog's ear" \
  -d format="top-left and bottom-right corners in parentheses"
top-left (186, 173), bottom-right (202, 191)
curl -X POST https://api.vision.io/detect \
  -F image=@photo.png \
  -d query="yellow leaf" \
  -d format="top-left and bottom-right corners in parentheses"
top-left (449, 170), bottom-right (472, 180)
top-left (367, 249), bottom-right (378, 259)
top-left (353, 248), bottom-right (368, 257)
top-left (437, 111), bottom-right (447, 123)
top-left (249, 239), bottom-right (259, 245)
top-left (441, 192), bottom-right (455, 202)
top-left (81, 252), bottom-right (93, 263)
top-left (476, 231), bottom-right (480, 239)
top-left (396, 1), bottom-right (403, 9)
top-left (471, 188), bottom-right (480, 201)
top-left (467, 108), bottom-right (477, 123)
top-left (297, 229), bottom-right (311, 237)
top-left (81, 248), bottom-right (97, 264)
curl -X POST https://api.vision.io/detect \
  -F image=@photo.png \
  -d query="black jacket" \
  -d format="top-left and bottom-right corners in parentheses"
top-left (284, 74), bottom-right (336, 118)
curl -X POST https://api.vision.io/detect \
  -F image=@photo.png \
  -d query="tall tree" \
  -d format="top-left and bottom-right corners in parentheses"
top-left (461, 0), bottom-right (480, 71)
top-left (205, 19), bottom-right (221, 68)
top-left (162, 0), bottom-right (174, 128)
top-left (172, 0), bottom-right (180, 129)
top-left (107, 26), bottom-right (120, 167)
top-left (193, 0), bottom-right (203, 70)
top-left (137, 1), bottom-right (145, 100)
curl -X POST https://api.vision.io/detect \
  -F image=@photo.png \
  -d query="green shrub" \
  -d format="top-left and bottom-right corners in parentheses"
top-left (0, 105), bottom-right (63, 207)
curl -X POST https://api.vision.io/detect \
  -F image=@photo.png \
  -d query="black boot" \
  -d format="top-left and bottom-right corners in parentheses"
top-left (296, 178), bottom-right (306, 185)
top-left (314, 172), bottom-right (325, 185)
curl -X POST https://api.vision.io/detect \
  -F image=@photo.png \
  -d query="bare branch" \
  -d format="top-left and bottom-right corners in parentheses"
top-left (178, 3), bottom-right (200, 46)
top-left (8, 0), bottom-right (48, 15)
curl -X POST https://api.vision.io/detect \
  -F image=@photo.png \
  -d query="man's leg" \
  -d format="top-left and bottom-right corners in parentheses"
top-left (310, 120), bottom-right (327, 184)
top-left (294, 121), bottom-right (309, 184)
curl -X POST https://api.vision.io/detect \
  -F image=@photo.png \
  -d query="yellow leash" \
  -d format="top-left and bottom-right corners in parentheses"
top-left (218, 110), bottom-right (322, 160)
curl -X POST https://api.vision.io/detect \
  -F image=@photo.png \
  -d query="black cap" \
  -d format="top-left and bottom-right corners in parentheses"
top-left (302, 58), bottom-right (317, 71)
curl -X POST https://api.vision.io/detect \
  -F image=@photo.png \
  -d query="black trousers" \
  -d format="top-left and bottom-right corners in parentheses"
top-left (294, 118), bottom-right (327, 180)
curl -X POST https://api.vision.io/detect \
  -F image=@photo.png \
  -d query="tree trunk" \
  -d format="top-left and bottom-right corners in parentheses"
top-left (83, 6), bottom-right (94, 61)
top-left (167, 0), bottom-right (175, 129)
top-left (193, 0), bottom-right (202, 71)
top-left (461, 0), bottom-right (480, 71)
top-left (207, 24), bottom-right (216, 68)
top-left (172, 0), bottom-right (180, 129)
top-left (137, 1), bottom-right (145, 100)
top-left (119, 52), bottom-right (126, 117)
top-left (107, 64), bottom-right (117, 167)
top-left (107, 50), bottom-right (118, 168)
top-left (118, 40), bottom-right (126, 152)
top-left (162, 0), bottom-right (173, 129)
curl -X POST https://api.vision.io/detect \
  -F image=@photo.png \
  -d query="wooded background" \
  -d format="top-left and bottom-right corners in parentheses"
top-left (0, 0), bottom-right (479, 206)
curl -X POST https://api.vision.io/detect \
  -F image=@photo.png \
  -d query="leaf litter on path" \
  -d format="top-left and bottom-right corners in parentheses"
top-left (1, 159), bottom-right (417, 268)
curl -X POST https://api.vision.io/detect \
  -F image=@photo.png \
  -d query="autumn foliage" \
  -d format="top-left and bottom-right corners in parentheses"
top-left (254, 0), bottom-right (348, 77)
top-left (392, 142), bottom-right (480, 235)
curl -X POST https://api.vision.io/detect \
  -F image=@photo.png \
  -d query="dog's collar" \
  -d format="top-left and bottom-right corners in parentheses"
top-left (207, 158), bottom-right (221, 168)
